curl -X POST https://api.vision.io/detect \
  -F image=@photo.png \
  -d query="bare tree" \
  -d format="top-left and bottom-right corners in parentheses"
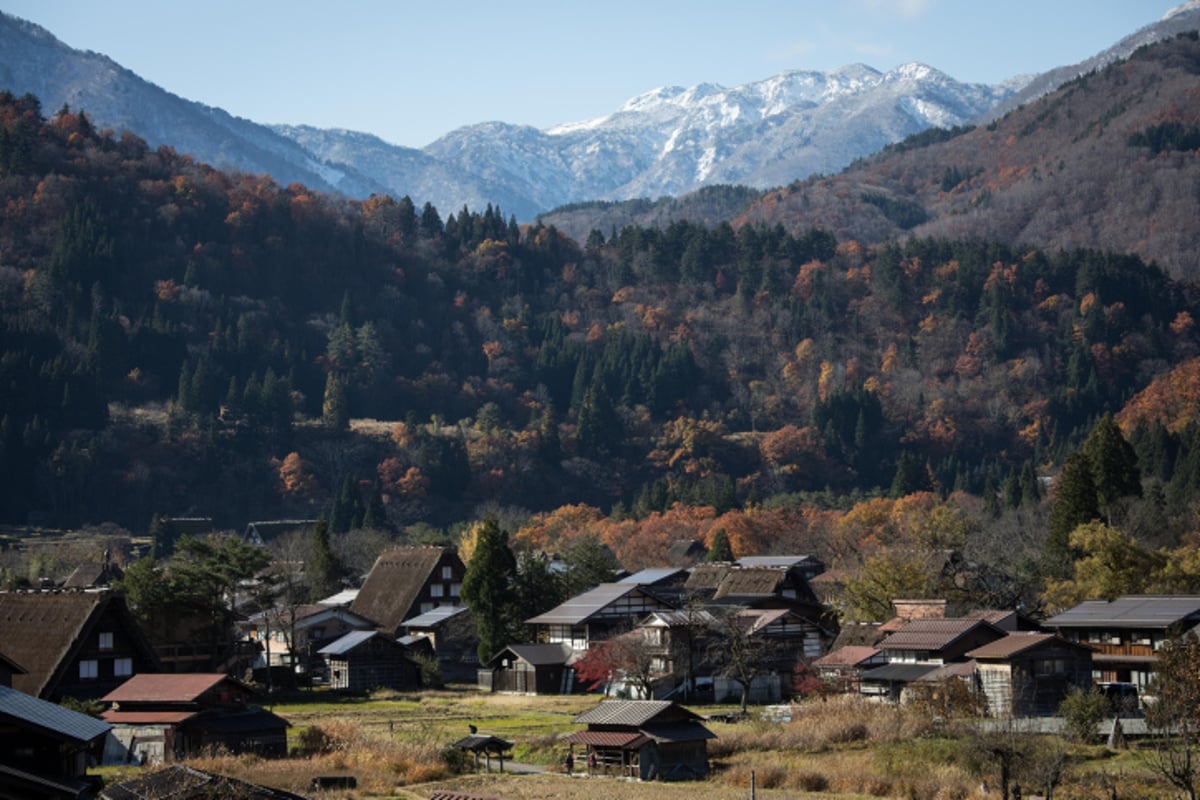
top-left (706, 608), bottom-right (782, 713)
top-left (1144, 633), bottom-right (1200, 800)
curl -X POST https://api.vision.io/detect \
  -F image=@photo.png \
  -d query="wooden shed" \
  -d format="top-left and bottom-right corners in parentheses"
top-left (480, 643), bottom-right (572, 695)
top-left (565, 700), bottom-right (715, 781)
top-left (319, 631), bottom-right (420, 693)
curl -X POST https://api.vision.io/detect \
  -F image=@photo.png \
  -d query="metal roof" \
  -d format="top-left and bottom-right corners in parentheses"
top-left (527, 583), bottom-right (655, 625)
top-left (102, 710), bottom-right (199, 725)
top-left (318, 629), bottom-right (381, 655)
top-left (402, 605), bottom-right (469, 628)
top-left (966, 633), bottom-right (1081, 660)
top-left (102, 673), bottom-right (237, 704)
top-left (878, 618), bottom-right (997, 651)
top-left (618, 568), bottom-right (687, 586)
top-left (1044, 596), bottom-right (1200, 629)
top-left (564, 730), bottom-right (651, 748)
top-left (736, 555), bottom-right (819, 569)
top-left (860, 663), bottom-right (941, 683)
top-left (574, 700), bottom-right (696, 726)
top-left (814, 646), bottom-right (883, 668)
top-left (0, 684), bottom-right (111, 743)
top-left (489, 643), bottom-right (572, 667)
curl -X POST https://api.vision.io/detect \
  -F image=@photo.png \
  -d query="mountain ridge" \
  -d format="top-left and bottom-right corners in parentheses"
top-left (0, 9), bottom-right (1012, 220)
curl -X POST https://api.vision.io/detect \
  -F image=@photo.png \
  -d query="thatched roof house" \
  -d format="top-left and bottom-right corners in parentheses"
top-left (0, 591), bottom-right (160, 700)
top-left (350, 547), bottom-right (466, 636)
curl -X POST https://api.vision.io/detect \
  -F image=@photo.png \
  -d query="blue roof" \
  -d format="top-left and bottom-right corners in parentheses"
top-left (0, 685), bottom-right (110, 743)
top-left (318, 629), bottom-right (380, 655)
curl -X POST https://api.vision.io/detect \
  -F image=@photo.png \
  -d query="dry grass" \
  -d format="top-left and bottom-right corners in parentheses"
top-left (114, 690), bottom-right (1185, 799)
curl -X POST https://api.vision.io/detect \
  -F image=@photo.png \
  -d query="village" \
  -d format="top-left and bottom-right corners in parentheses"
top-left (1, 518), bottom-right (1193, 799)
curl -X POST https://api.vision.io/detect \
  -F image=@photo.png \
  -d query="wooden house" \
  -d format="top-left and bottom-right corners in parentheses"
top-left (241, 603), bottom-right (375, 678)
top-left (318, 631), bottom-right (420, 693)
top-left (100, 673), bottom-right (288, 764)
top-left (0, 684), bottom-right (111, 799)
top-left (1044, 594), bottom-right (1200, 690)
top-left (860, 617), bottom-right (1006, 702)
top-left (564, 700), bottom-right (715, 781)
top-left (0, 591), bottom-right (160, 701)
top-left (480, 643), bottom-right (573, 694)
top-left (526, 583), bottom-right (676, 657)
top-left (966, 632), bottom-right (1095, 717)
top-left (401, 605), bottom-right (479, 683)
top-left (813, 646), bottom-right (887, 693)
top-left (350, 547), bottom-right (466, 637)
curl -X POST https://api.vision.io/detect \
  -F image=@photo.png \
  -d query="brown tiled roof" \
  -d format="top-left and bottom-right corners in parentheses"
top-left (102, 710), bottom-right (198, 724)
top-left (878, 618), bottom-right (995, 651)
top-left (350, 547), bottom-right (459, 634)
top-left (0, 590), bottom-right (155, 698)
top-left (574, 700), bottom-right (702, 727)
top-left (101, 673), bottom-right (239, 704)
top-left (564, 730), bottom-right (651, 748)
top-left (966, 632), bottom-right (1086, 660)
top-left (814, 646), bottom-right (881, 667)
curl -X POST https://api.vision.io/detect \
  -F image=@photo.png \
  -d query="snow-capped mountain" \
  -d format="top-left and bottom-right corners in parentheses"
top-left (5, 5), bottom-right (1195, 222)
top-left (286, 63), bottom-right (1016, 219)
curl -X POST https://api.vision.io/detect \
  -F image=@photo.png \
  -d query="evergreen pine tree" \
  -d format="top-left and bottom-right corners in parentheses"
top-left (308, 516), bottom-right (342, 602)
top-left (1047, 452), bottom-right (1100, 575)
top-left (707, 528), bottom-right (735, 562)
top-left (461, 516), bottom-right (517, 663)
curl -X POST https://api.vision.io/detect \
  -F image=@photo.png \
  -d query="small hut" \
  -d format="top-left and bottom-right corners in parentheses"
top-left (449, 732), bottom-right (513, 773)
top-left (565, 700), bottom-right (714, 781)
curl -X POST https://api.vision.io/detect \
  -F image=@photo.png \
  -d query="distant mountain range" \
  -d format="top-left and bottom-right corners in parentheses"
top-left (0, 6), bottom-right (1196, 222)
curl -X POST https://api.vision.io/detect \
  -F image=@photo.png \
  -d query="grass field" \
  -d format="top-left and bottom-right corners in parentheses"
top-left (97, 687), bottom-right (1180, 799)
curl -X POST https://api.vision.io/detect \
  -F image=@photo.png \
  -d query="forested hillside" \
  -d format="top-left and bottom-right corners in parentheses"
top-left (3, 33), bottom-right (1200, 611)
top-left (736, 32), bottom-right (1200, 283)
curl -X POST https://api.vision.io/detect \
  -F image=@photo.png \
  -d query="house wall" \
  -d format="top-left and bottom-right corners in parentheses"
top-left (640, 740), bottom-right (710, 781)
top-left (54, 605), bottom-right (157, 701)
top-left (328, 650), bottom-right (418, 693)
top-left (487, 662), bottom-right (565, 695)
top-left (103, 725), bottom-right (172, 765)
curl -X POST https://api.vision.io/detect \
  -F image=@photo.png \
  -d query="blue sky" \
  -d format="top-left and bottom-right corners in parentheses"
top-left (0, 0), bottom-right (1186, 148)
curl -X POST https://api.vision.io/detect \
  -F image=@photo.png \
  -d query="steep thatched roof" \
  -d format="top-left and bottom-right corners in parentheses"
top-left (0, 590), bottom-right (158, 698)
top-left (349, 546), bottom-right (462, 635)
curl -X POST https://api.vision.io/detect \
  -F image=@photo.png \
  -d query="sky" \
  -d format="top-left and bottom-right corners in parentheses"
top-left (0, 1), bottom-right (1188, 149)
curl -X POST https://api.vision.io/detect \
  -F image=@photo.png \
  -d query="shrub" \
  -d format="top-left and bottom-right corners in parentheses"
top-left (1059, 686), bottom-right (1109, 743)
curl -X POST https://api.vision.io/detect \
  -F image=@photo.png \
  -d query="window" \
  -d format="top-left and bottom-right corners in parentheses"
top-left (442, 566), bottom-right (453, 580)
top-left (430, 584), bottom-right (445, 598)
top-left (420, 602), bottom-right (434, 613)
top-left (450, 583), bottom-right (461, 597)
top-left (79, 660), bottom-right (98, 680)
top-left (98, 632), bottom-right (114, 651)
top-left (114, 657), bottom-right (133, 677)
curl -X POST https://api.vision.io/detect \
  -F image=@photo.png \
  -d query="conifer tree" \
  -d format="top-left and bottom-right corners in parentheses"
top-left (308, 516), bottom-right (342, 602)
top-left (461, 516), bottom-right (517, 663)
top-left (707, 528), bottom-right (735, 562)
